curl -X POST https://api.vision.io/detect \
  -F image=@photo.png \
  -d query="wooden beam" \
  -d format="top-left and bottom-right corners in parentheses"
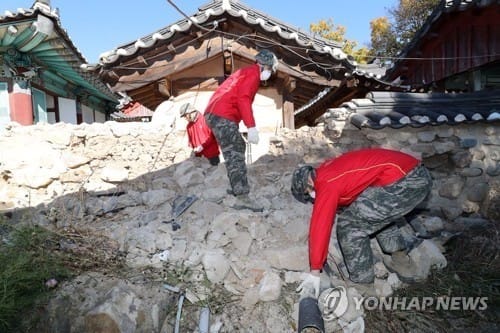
top-left (173, 79), bottom-right (221, 96)
top-left (283, 75), bottom-right (296, 94)
top-left (173, 77), bottom-right (222, 90)
top-left (157, 80), bottom-right (171, 97)
top-left (110, 37), bottom-right (223, 91)
top-left (137, 56), bottom-right (148, 66)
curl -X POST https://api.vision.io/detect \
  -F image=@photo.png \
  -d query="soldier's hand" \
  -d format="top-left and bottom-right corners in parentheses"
top-left (247, 127), bottom-right (259, 144)
top-left (296, 272), bottom-right (321, 298)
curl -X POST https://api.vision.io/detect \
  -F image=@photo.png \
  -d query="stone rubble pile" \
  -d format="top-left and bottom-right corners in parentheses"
top-left (0, 120), bottom-right (486, 333)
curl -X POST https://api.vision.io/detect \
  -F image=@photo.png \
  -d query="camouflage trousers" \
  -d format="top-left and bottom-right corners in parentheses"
top-left (336, 165), bottom-right (432, 283)
top-left (205, 113), bottom-right (249, 196)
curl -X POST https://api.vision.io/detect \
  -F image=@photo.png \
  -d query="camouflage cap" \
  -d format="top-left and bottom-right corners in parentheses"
top-left (179, 103), bottom-right (196, 117)
top-left (255, 49), bottom-right (278, 73)
top-left (291, 165), bottom-right (315, 204)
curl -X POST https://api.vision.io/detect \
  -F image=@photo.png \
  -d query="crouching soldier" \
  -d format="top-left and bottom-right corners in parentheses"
top-left (179, 103), bottom-right (220, 166)
top-left (292, 148), bottom-right (432, 297)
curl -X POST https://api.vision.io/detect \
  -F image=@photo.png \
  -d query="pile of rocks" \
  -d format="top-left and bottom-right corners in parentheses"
top-left (0, 121), bottom-right (482, 332)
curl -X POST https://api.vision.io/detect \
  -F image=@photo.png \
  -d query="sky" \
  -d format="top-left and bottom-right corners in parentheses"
top-left (3, 0), bottom-right (396, 63)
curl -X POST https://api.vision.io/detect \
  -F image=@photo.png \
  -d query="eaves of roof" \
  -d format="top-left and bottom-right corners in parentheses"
top-left (294, 70), bottom-right (404, 122)
top-left (329, 89), bottom-right (500, 129)
top-left (96, 0), bottom-right (355, 72)
top-left (0, 3), bottom-right (118, 104)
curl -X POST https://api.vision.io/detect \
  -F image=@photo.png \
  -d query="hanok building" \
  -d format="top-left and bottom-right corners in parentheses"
top-left (0, 1), bottom-right (117, 127)
top-left (91, 0), bottom-right (398, 130)
top-left (328, 0), bottom-right (500, 130)
top-left (386, 0), bottom-right (500, 93)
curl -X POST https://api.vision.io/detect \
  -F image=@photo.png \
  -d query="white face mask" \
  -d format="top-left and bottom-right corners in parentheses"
top-left (260, 69), bottom-right (272, 81)
top-left (309, 191), bottom-right (316, 199)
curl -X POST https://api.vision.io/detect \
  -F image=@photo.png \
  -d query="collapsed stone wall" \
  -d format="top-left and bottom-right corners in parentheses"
top-left (2, 118), bottom-right (497, 222)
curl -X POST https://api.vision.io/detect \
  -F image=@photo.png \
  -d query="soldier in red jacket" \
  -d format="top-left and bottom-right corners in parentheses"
top-left (179, 103), bottom-right (220, 166)
top-left (204, 49), bottom-right (278, 211)
top-left (292, 148), bottom-right (432, 297)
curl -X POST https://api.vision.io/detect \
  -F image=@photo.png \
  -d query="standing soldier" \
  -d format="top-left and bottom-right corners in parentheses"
top-left (204, 49), bottom-right (278, 211)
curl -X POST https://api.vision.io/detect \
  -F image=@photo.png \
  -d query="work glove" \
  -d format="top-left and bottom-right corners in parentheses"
top-left (193, 145), bottom-right (204, 153)
top-left (247, 127), bottom-right (259, 144)
top-left (296, 273), bottom-right (321, 298)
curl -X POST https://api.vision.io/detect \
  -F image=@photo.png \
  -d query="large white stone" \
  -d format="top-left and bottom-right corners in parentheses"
top-left (258, 271), bottom-right (282, 302)
top-left (202, 250), bottom-right (230, 284)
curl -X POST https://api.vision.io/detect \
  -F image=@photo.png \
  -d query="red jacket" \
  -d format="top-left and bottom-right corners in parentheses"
top-left (186, 113), bottom-right (220, 159)
top-left (309, 148), bottom-right (419, 270)
top-left (204, 64), bottom-right (260, 128)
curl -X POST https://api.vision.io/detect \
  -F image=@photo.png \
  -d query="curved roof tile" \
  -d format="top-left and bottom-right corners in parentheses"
top-left (98, 0), bottom-right (352, 69)
top-left (327, 90), bottom-right (500, 129)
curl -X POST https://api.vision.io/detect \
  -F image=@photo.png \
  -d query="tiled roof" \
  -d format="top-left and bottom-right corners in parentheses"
top-left (326, 90), bottom-right (500, 129)
top-left (97, 0), bottom-right (355, 71)
top-left (111, 102), bottom-right (154, 121)
top-left (1, 3), bottom-right (87, 63)
top-left (1, 2), bottom-right (118, 103)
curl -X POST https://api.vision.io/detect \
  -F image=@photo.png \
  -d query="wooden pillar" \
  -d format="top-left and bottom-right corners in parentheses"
top-left (282, 76), bottom-right (296, 129)
top-left (9, 79), bottom-right (33, 125)
top-left (283, 99), bottom-right (295, 129)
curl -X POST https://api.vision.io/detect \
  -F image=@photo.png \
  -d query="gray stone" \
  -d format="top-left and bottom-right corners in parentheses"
top-left (462, 200), bottom-right (480, 214)
top-left (472, 149), bottom-right (486, 160)
top-left (483, 137), bottom-right (500, 145)
top-left (450, 151), bottom-right (472, 168)
top-left (416, 131), bottom-right (436, 142)
top-left (459, 138), bottom-right (477, 148)
top-left (264, 246), bottom-right (309, 271)
top-left (434, 141), bottom-right (456, 154)
top-left (141, 189), bottom-right (173, 208)
top-left (453, 216), bottom-right (490, 230)
top-left (438, 177), bottom-right (464, 199)
top-left (466, 182), bottom-right (489, 202)
top-left (460, 167), bottom-right (483, 177)
top-left (373, 261), bottom-right (389, 279)
top-left (374, 278), bottom-right (393, 297)
top-left (487, 150), bottom-right (500, 161)
top-left (486, 163), bottom-right (500, 176)
top-left (420, 216), bottom-right (444, 233)
top-left (423, 154), bottom-right (449, 169)
top-left (436, 127), bottom-right (454, 138)
top-left (408, 240), bottom-right (447, 280)
top-left (409, 143), bottom-right (435, 157)
top-left (85, 284), bottom-right (141, 333)
top-left (232, 232), bottom-right (253, 256)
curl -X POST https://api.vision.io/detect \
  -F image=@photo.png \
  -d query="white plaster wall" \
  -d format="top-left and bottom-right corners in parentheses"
top-left (94, 111), bottom-right (106, 123)
top-left (47, 112), bottom-right (56, 124)
top-left (81, 104), bottom-right (94, 124)
top-left (58, 97), bottom-right (77, 124)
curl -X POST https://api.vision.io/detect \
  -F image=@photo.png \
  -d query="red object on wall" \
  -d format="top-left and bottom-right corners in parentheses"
top-left (9, 92), bottom-right (33, 125)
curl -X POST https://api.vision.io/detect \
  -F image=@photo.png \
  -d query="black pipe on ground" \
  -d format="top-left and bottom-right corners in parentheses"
top-left (298, 297), bottom-right (325, 333)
